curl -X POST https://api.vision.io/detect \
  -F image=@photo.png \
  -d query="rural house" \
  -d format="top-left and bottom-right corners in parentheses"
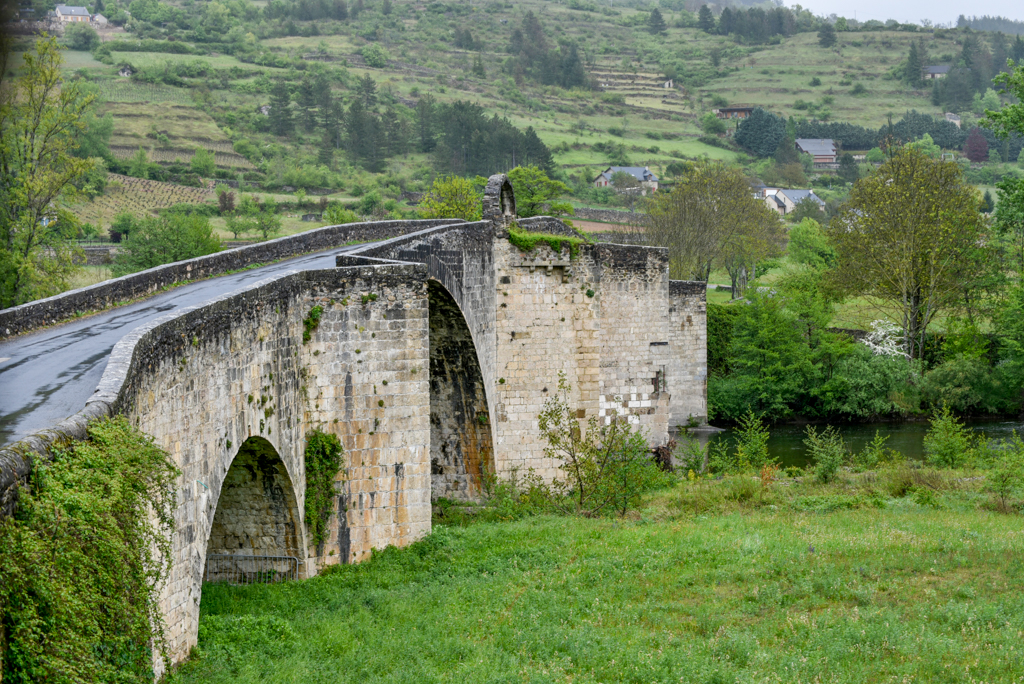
top-left (764, 188), bottom-right (825, 216)
top-left (922, 65), bottom-right (951, 80)
top-left (593, 166), bottom-right (659, 192)
top-left (54, 5), bottom-right (90, 21)
top-left (713, 106), bottom-right (755, 120)
top-left (795, 138), bottom-right (837, 164)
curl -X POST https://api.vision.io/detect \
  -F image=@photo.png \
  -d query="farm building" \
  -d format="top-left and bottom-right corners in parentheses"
top-left (795, 138), bottom-right (837, 164)
top-left (713, 106), bottom-right (755, 120)
top-left (923, 65), bottom-right (951, 80)
top-left (593, 166), bottom-right (659, 192)
top-left (764, 188), bottom-right (825, 216)
top-left (54, 5), bottom-right (90, 21)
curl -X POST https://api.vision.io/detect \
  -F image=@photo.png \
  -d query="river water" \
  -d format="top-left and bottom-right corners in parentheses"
top-left (677, 419), bottom-right (1024, 470)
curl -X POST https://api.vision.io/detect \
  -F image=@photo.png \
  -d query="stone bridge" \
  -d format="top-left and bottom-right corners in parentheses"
top-left (0, 175), bottom-right (706, 671)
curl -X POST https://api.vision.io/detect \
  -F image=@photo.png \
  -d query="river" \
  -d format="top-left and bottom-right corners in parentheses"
top-left (677, 418), bottom-right (1024, 470)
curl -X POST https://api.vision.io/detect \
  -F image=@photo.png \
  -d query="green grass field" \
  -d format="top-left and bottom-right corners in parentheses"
top-left (171, 469), bottom-right (1024, 683)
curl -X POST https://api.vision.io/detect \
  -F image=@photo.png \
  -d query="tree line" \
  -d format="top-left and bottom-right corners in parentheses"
top-left (264, 72), bottom-right (554, 175)
top-left (736, 107), bottom-right (1024, 160)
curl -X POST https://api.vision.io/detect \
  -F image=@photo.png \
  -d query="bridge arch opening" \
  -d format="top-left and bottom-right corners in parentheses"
top-left (428, 280), bottom-right (494, 501)
top-left (205, 437), bottom-right (304, 580)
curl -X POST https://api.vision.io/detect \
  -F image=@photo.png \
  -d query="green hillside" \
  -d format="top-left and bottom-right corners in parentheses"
top-left (9, 0), bottom-right (1023, 228)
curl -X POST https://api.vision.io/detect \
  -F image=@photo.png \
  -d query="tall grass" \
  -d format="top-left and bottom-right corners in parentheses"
top-left (173, 470), bottom-right (1024, 683)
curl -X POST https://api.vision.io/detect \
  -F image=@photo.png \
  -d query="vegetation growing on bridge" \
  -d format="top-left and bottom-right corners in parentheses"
top-left (507, 223), bottom-right (587, 259)
top-left (0, 417), bottom-right (178, 683)
top-left (303, 429), bottom-right (344, 551)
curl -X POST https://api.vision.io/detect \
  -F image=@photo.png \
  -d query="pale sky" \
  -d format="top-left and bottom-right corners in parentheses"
top-left (792, 0), bottom-right (1021, 25)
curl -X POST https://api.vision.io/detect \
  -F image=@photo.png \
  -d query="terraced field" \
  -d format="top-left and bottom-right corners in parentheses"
top-left (72, 174), bottom-right (214, 228)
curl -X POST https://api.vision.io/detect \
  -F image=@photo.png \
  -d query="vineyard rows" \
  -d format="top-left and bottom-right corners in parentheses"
top-left (109, 144), bottom-right (254, 169)
top-left (97, 80), bottom-right (195, 104)
top-left (72, 174), bottom-right (213, 227)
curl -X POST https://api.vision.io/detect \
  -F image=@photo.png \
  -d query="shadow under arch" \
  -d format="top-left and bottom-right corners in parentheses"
top-left (205, 437), bottom-right (304, 577)
top-left (427, 279), bottom-right (494, 501)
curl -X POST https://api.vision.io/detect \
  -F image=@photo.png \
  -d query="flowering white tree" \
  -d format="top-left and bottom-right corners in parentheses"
top-left (862, 319), bottom-right (910, 359)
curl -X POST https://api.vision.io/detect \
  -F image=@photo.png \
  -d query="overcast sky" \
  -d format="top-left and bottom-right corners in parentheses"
top-left (792, 0), bottom-right (1021, 25)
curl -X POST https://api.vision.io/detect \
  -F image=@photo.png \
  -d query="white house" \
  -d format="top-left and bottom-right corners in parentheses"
top-left (764, 188), bottom-right (825, 216)
top-left (923, 65), bottom-right (951, 80)
top-left (593, 166), bottom-right (659, 192)
top-left (55, 5), bottom-right (91, 21)
top-left (92, 12), bottom-right (109, 24)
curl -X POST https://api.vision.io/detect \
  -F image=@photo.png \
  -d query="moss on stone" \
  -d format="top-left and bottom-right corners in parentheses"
top-left (507, 224), bottom-right (586, 259)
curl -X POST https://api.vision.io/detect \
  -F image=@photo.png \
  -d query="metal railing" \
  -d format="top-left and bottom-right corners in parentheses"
top-left (204, 554), bottom-right (299, 585)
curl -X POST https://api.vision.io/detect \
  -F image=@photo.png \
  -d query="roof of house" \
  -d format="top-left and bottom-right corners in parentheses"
top-left (93, 12), bottom-right (108, 21)
top-left (779, 189), bottom-right (824, 206)
top-left (794, 139), bottom-right (836, 156)
top-left (55, 4), bottom-right (90, 15)
top-left (923, 65), bottom-right (951, 75)
top-left (713, 106), bottom-right (755, 113)
top-left (767, 195), bottom-right (785, 208)
top-left (596, 166), bottom-right (658, 182)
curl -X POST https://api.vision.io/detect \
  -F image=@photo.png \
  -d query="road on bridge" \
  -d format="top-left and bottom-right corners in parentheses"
top-left (0, 244), bottom-right (368, 448)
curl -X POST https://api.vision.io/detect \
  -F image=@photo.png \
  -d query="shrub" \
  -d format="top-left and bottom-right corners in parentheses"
top-left (112, 212), bottom-right (221, 276)
top-left (986, 431), bottom-right (1024, 512)
top-left (190, 147), bottom-right (216, 177)
top-left (0, 417), bottom-right (179, 682)
top-left (923, 405), bottom-right (976, 468)
top-left (323, 204), bottom-right (361, 225)
top-left (538, 372), bottom-right (666, 517)
top-left (63, 22), bottom-right (99, 50)
top-left (804, 425), bottom-right (846, 483)
top-left (734, 410), bottom-right (772, 471)
top-left (361, 43), bottom-right (390, 68)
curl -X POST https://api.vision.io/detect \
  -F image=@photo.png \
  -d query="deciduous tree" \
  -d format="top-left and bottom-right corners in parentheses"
top-left (983, 60), bottom-right (1024, 139)
top-left (963, 127), bottom-right (989, 162)
top-left (418, 175), bottom-right (482, 220)
top-left (826, 148), bottom-right (988, 360)
top-left (508, 165), bottom-right (574, 218)
top-left (638, 160), bottom-right (776, 281)
top-left (0, 35), bottom-right (94, 308)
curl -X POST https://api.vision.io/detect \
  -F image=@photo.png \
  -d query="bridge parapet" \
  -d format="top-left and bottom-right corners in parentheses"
top-left (0, 219), bottom-right (459, 340)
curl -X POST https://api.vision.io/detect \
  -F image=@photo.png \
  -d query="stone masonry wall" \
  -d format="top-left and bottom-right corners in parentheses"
top-left (490, 239), bottom-right (674, 481)
top-left (668, 281), bottom-right (708, 426)
top-left (109, 264), bottom-right (430, 668)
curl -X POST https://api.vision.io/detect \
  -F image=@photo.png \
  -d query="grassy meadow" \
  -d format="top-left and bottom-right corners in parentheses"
top-left (171, 469), bottom-right (1024, 683)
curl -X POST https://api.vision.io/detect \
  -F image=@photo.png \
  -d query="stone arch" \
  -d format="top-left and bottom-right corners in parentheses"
top-left (482, 173), bottom-right (516, 224)
top-left (206, 437), bottom-right (304, 571)
top-left (427, 279), bottom-right (494, 501)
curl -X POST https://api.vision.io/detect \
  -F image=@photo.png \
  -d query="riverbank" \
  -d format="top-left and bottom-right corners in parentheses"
top-left (172, 471), bottom-right (1024, 683)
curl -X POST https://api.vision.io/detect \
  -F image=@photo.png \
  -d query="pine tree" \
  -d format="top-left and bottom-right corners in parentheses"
top-left (381, 0), bottom-right (391, 15)
top-left (647, 8), bottom-right (667, 35)
top-left (735, 107), bottom-right (787, 158)
top-left (332, 0), bottom-right (348, 20)
top-left (818, 22), bottom-right (837, 48)
top-left (1013, 36), bottom-right (1024, 63)
top-left (356, 74), bottom-right (378, 108)
top-left (472, 54), bottom-right (486, 78)
top-left (981, 189), bottom-right (995, 213)
top-left (416, 95), bottom-right (436, 153)
top-left (838, 152), bottom-right (859, 183)
top-left (296, 74), bottom-right (318, 132)
top-left (904, 40), bottom-right (922, 88)
top-left (269, 81), bottom-right (293, 136)
top-left (697, 4), bottom-right (715, 32)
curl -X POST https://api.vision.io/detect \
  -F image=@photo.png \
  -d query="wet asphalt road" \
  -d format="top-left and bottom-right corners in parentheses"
top-left (0, 244), bottom-right (366, 448)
